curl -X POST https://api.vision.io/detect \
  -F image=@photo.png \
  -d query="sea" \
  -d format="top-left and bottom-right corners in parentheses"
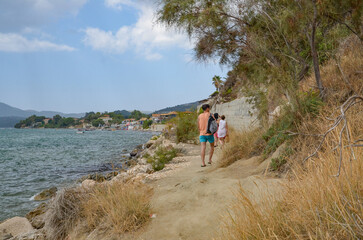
top-left (0, 128), bottom-right (156, 221)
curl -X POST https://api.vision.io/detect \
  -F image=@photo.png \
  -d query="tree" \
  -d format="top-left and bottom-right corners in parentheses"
top-left (92, 119), bottom-right (105, 127)
top-left (142, 120), bottom-right (153, 129)
top-left (158, 0), bottom-right (362, 109)
top-left (53, 115), bottom-right (62, 125)
top-left (212, 75), bottom-right (223, 92)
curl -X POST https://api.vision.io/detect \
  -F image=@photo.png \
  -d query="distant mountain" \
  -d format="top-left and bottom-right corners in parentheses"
top-left (153, 101), bottom-right (201, 114)
top-left (0, 102), bottom-right (85, 127)
top-left (0, 102), bottom-right (85, 118)
top-left (0, 117), bottom-right (25, 128)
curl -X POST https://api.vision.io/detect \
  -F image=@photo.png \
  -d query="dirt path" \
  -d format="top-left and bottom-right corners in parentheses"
top-left (137, 144), bottom-right (283, 240)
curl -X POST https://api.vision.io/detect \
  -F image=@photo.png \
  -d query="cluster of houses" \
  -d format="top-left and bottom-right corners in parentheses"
top-left (81, 115), bottom-right (149, 130)
top-left (79, 111), bottom-right (194, 131)
top-left (151, 111), bottom-right (193, 123)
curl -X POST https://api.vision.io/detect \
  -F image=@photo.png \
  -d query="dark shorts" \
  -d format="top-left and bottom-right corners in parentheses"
top-left (199, 135), bottom-right (214, 143)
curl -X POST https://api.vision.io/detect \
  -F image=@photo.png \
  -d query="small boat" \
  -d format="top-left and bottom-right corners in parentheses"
top-left (76, 131), bottom-right (84, 134)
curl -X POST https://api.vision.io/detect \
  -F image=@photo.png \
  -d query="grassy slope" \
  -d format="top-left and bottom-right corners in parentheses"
top-left (219, 37), bottom-right (363, 239)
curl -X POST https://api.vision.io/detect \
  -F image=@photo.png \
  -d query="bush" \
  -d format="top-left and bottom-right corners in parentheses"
top-left (146, 146), bottom-right (179, 171)
top-left (82, 182), bottom-right (152, 235)
top-left (142, 119), bottom-right (153, 129)
top-left (172, 112), bottom-right (199, 143)
top-left (218, 128), bottom-right (265, 168)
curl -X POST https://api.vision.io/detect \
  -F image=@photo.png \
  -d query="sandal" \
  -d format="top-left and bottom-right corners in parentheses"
top-left (208, 162), bottom-right (212, 164)
top-left (201, 164), bottom-right (207, 167)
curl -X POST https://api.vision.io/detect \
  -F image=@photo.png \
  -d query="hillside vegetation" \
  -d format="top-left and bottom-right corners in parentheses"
top-left (219, 37), bottom-right (363, 240)
top-left (158, 0), bottom-right (362, 239)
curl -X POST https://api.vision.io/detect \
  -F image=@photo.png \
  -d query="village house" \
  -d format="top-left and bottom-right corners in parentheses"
top-left (43, 118), bottom-right (51, 124)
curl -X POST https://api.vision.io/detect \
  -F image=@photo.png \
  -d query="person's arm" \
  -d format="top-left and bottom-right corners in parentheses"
top-left (197, 115), bottom-right (201, 132)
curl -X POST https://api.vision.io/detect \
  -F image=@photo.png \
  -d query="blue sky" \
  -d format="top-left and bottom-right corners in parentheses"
top-left (0, 0), bottom-right (225, 113)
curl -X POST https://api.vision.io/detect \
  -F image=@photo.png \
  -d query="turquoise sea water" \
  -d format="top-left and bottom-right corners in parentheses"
top-left (0, 128), bottom-right (155, 221)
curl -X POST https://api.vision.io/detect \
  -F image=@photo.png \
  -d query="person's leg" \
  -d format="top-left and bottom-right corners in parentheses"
top-left (208, 135), bottom-right (215, 164)
top-left (208, 142), bottom-right (215, 164)
top-left (214, 137), bottom-right (218, 147)
top-left (200, 142), bottom-right (207, 166)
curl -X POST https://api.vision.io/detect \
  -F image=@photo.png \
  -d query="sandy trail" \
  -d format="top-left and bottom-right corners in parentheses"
top-left (137, 144), bottom-right (282, 240)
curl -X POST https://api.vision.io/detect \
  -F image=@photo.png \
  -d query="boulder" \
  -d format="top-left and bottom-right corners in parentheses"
top-left (81, 179), bottom-right (96, 189)
top-left (25, 203), bottom-right (48, 229)
top-left (0, 230), bottom-right (13, 240)
top-left (0, 217), bottom-right (33, 238)
top-left (105, 171), bottom-right (118, 181)
top-left (130, 149), bottom-right (139, 157)
top-left (11, 230), bottom-right (46, 240)
top-left (80, 173), bottom-right (106, 183)
top-left (145, 142), bottom-right (153, 148)
top-left (127, 164), bottom-right (153, 175)
top-left (33, 187), bottom-right (57, 201)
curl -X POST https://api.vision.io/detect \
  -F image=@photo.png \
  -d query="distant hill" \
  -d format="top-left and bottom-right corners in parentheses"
top-left (0, 102), bottom-right (85, 127)
top-left (0, 102), bottom-right (84, 119)
top-left (0, 117), bottom-right (25, 128)
top-left (114, 110), bottom-right (132, 118)
top-left (153, 101), bottom-right (201, 114)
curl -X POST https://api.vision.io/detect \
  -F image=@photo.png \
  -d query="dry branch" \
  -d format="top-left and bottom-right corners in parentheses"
top-left (302, 95), bottom-right (363, 177)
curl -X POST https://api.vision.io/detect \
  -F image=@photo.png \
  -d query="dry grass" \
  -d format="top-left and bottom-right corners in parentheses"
top-left (219, 36), bottom-right (363, 239)
top-left (81, 181), bottom-right (153, 235)
top-left (44, 181), bottom-right (152, 239)
top-left (44, 188), bottom-right (85, 240)
top-left (220, 106), bottom-right (363, 239)
top-left (218, 127), bottom-right (265, 168)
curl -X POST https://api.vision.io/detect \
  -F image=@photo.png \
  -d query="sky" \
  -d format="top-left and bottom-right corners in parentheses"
top-left (0, 0), bottom-right (225, 113)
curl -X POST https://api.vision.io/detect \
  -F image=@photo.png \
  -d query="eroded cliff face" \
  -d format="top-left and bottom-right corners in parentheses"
top-left (199, 97), bottom-right (258, 131)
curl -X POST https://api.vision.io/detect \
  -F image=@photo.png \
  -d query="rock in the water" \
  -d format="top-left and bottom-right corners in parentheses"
top-left (0, 217), bottom-right (34, 238)
top-left (130, 149), bottom-right (139, 157)
top-left (33, 187), bottom-right (57, 201)
top-left (81, 179), bottom-right (96, 189)
top-left (145, 142), bottom-right (153, 148)
top-left (81, 173), bottom-right (106, 183)
top-left (25, 203), bottom-right (47, 229)
top-left (105, 171), bottom-right (118, 180)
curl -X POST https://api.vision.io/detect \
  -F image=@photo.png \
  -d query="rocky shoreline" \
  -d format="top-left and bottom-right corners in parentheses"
top-left (0, 133), bottom-right (190, 240)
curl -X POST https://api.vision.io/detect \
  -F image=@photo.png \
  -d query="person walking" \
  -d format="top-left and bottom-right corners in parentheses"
top-left (217, 115), bottom-right (228, 147)
top-left (198, 104), bottom-right (215, 167)
top-left (213, 113), bottom-right (219, 147)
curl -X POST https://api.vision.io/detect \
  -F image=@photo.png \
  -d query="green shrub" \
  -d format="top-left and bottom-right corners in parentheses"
top-left (146, 146), bottom-right (179, 171)
top-left (263, 91), bottom-right (323, 157)
top-left (269, 146), bottom-right (293, 171)
top-left (142, 120), bottom-right (153, 129)
top-left (175, 112), bottom-right (199, 143)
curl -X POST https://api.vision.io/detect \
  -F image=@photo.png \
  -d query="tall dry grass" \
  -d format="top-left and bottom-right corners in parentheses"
top-left (81, 181), bottom-right (153, 235)
top-left (44, 188), bottom-right (85, 240)
top-left (220, 104), bottom-right (363, 239)
top-left (218, 127), bottom-right (266, 168)
top-left (44, 181), bottom-right (152, 239)
top-left (219, 36), bottom-right (363, 239)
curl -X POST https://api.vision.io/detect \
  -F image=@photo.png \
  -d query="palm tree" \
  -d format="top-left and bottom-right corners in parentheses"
top-left (212, 75), bottom-right (223, 92)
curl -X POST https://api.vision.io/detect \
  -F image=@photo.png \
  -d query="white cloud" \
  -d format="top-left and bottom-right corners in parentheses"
top-left (84, 1), bottom-right (192, 60)
top-left (105, 0), bottom-right (133, 10)
top-left (0, 0), bottom-right (88, 31)
top-left (0, 33), bottom-right (75, 52)
top-left (83, 27), bottom-right (130, 53)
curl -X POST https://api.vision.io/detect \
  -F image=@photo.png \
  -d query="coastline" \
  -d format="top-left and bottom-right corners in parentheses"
top-left (0, 129), bottom-right (160, 222)
top-left (0, 132), bottom-right (184, 239)
top-left (0, 130), bottom-right (283, 240)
